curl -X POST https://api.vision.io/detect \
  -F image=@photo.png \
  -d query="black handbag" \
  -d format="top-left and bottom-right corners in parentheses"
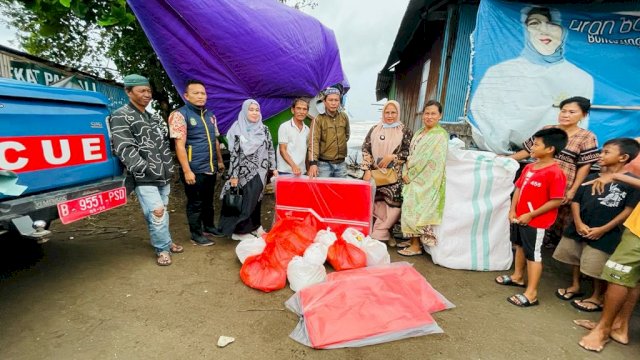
top-left (223, 186), bottom-right (243, 216)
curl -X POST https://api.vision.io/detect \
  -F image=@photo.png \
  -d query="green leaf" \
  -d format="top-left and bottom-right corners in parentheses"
top-left (97, 16), bottom-right (119, 26)
top-left (59, 0), bottom-right (71, 8)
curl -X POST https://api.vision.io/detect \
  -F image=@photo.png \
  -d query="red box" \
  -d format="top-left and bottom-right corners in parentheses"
top-left (274, 177), bottom-right (373, 236)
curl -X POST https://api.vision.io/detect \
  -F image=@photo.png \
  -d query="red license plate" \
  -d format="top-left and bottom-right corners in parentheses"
top-left (57, 187), bottom-right (127, 225)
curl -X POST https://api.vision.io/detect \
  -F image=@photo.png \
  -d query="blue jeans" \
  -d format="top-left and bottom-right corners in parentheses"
top-left (135, 184), bottom-right (172, 254)
top-left (317, 161), bottom-right (347, 178)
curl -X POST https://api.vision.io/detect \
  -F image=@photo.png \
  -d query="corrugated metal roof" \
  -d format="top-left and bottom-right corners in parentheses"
top-left (0, 77), bottom-right (109, 106)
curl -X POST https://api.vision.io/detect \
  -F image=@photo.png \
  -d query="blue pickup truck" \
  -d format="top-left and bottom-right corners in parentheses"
top-left (0, 78), bottom-right (132, 241)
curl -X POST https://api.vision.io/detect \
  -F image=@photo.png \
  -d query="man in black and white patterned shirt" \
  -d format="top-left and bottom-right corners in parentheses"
top-left (110, 74), bottom-right (182, 266)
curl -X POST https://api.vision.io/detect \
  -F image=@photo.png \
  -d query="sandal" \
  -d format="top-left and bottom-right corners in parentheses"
top-left (170, 243), bottom-right (184, 253)
top-left (397, 248), bottom-right (423, 257)
top-left (156, 251), bottom-right (172, 266)
top-left (495, 275), bottom-right (525, 287)
top-left (397, 240), bottom-right (411, 248)
top-left (387, 238), bottom-right (397, 247)
top-left (555, 288), bottom-right (584, 301)
top-left (571, 299), bottom-right (603, 312)
top-left (507, 293), bottom-right (539, 307)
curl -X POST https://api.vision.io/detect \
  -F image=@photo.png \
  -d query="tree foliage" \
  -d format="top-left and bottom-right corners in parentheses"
top-left (0, 0), bottom-right (317, 118)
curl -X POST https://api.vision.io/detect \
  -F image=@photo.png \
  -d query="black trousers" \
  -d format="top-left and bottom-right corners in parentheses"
top-left (180, 172), bottom-right (216, 236)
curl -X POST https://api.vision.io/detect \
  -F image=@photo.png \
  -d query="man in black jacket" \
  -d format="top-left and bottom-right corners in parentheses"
top-left (110, 74), bottom-right (182, 266)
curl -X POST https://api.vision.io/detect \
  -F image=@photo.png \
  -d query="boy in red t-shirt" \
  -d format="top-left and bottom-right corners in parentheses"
top-left (495, 128), bottom-right (568, 307)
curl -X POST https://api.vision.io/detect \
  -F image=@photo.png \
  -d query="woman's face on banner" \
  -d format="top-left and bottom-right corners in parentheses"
top-left (526, 14), bottom-right (563, 55)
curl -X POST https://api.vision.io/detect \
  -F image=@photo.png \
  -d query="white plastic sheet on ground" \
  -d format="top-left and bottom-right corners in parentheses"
top-left (427, 139), bottom-right (518, 271)
top-left (285, 262), bottom-right (453, 349)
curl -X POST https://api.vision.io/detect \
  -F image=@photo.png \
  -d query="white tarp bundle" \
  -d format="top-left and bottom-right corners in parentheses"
top-left (427, 139), bottom-right (518, 271)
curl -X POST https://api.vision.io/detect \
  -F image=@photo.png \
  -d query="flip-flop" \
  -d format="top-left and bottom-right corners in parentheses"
top-left (397, 248), bottom-right (423, 257)
top-left (170, 243), bottom-right (184, 254)
top-left (555, 288), bottom-right (584, 300)
top-left (495, 275), bottom-right (525, 287)
top-left (507, 293), bottom-right (539, 307)
top-left (156, 251), bottom-right (172, 266)
top-left (397, 240), bottom-right (411, 248)
top-left (571, 299), bottom-right (603, 312)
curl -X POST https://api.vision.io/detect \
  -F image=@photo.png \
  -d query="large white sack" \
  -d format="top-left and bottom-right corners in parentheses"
top-left (314, 228), bottom-right (337, 247)
top-left (341, 227), bottom-right (366, 247)
top-left (362, 237), bottom-right (390, 266)
top-left (426, 139), bottom-right (517, 271)
top-left (287, 256), bottom-right (327, 292)
top-left (235, 236), bottom-right (266, 264)
top-left (304, 243), bottom-right (328, 265)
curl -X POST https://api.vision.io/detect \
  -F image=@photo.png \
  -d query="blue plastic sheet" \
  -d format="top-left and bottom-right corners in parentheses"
top-left (127, 0), bottom-right (348, 133)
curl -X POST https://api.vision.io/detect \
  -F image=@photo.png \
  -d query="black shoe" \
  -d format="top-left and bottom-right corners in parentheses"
top-left (203, 226), bottom-right (225, 238)
top-left (191, 234), bottom-right (215, 246)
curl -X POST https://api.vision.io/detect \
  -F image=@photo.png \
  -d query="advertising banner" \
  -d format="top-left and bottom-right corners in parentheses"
top-left (468, 0), bottom-right (640, 153)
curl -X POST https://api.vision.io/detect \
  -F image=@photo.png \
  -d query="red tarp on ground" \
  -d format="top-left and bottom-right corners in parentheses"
top-left (286, 262), bottom-right (454, 348)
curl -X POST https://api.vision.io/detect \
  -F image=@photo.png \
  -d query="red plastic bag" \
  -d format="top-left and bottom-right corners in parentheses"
top-left (327, 239), bottom-right (367, 271)
top-left (240, 244), bottom-right (286, 292)
top-left (265, 216), bottom-right (317, 268)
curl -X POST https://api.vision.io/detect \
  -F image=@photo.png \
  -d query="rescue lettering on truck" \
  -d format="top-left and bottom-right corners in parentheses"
top-left (0, 78), bottom-right (131, 239)
top-left (0, 135), bottom-right (107, 173)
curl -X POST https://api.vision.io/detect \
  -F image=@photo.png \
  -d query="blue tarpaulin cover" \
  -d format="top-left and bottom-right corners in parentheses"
top-left (127, 0), bottom-right (348, 133)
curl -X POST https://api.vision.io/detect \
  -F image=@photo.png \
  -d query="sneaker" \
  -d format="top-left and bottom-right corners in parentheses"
top-left (250, 226), bottom-right (267, 238)
top-left (203, 226), bottom-right (225, 238)
top-left (231, 233), bottom-right (258, 241)
top-left (191, 234), bottom-right (215, 246)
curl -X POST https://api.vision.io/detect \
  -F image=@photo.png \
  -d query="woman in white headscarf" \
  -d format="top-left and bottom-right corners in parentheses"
top-left (469, 6), bottom-right (594, 154)
top-left (218, 99), bottom-right (277, 241)
top-left (361, 100), bottom-right (413, 247)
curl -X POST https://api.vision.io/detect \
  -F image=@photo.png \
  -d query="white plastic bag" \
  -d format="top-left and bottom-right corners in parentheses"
top-left (314, 228), bottom-right (337, 247)
top-left (287, 256), bottom-right (327, 292)
top-left (235, 236), bottom-right (266, 264)
top-left (361, 237), bottom-right (390, 266)
top-left (341, 228), bottom-right (366, 248)
top-left (303, 243), bottom-right (328, 265)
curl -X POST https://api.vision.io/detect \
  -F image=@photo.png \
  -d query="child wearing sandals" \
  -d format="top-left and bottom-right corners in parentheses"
top-left (553, 138), bottom-right (640, 312)
top-left (575, 139), bottom-right (640, 353)
top-left (495, 128), bottom-right (567, 307)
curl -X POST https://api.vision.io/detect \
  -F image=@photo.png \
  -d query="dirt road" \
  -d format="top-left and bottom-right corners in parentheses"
top-left (0, 177), bottom-right (638, 359)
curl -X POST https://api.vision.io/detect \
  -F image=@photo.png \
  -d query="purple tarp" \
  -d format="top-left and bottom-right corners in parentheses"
top-left (127, 0), bottom-right (348, 133)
